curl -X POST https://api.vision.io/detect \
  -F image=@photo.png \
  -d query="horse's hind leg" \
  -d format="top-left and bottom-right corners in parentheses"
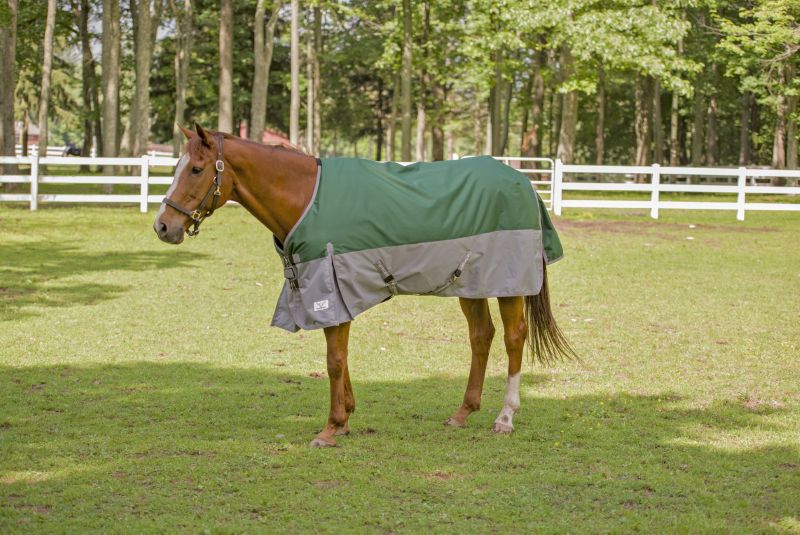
top-left (445, 298), bottom-right (495, 427)
top-left (493, 296), bottom-right (527, 433)
top-left (311, 322), bottom-right (353, 447)
top-left (338, 364), bottom-right (355, 436)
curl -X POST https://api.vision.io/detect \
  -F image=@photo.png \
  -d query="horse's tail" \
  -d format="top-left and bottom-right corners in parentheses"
top-left (524, 259), bottom-right (578, 366)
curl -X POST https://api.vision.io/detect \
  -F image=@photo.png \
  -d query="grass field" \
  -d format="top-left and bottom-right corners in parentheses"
top-left (1, 203), bottom-right (799, 532)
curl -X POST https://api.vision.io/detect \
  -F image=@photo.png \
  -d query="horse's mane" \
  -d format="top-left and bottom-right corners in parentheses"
top-left (218, 131), bottom-right (309, 156)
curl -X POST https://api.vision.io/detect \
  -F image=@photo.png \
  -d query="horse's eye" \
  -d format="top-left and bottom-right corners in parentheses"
top-left (191, 166), bottom-right (203, 175)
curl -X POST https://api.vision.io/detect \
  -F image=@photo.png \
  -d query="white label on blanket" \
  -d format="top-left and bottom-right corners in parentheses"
top-left (313, 300), bottom-right (329, 312)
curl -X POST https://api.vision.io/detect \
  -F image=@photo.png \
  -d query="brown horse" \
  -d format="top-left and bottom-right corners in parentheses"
top-left (154, 124), bottom-right (574, 447)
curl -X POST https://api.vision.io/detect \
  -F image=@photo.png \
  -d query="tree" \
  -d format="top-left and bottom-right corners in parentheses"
top-left (171, 0), bottom-right (192, 154)
top-left (129, 0), bottom-right (165, 156)
top-left (0, 0), bottom-right (17, 167)
top-left (400, 0), bottom-right (412, 160)
top-left (289, 0), bottom-right (299, 145)
top-left (250, 0), bottom-right (281, 142)
top-left (218, 0), bottom-right (232, 132)
top-left (718, 0), bottom-right (800, 177)
top-left (102, 0), bottom-right (121, 163)
top-left (37, 0), bottom-right (57, 156)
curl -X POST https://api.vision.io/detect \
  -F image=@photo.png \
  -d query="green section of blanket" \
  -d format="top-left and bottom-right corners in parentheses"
top-left (284, 156), bottom-right (562, 264)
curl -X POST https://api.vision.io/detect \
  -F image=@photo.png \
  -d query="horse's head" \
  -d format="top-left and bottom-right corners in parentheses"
top-left (154, 124), bottom-right (235, 244)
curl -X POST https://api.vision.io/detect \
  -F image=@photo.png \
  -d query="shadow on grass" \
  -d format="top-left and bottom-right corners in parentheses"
top-left (1, 363), bottom-right (797, 531)
top-left (0, 242), bottom-right (204, 321)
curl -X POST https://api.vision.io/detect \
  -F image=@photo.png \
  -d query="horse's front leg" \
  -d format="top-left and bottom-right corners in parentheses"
top-left (310, 322), bottom-right (353, 447)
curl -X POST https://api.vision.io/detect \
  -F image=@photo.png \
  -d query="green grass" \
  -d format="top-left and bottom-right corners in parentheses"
top-left (1, 204), bottom-right (799, 533)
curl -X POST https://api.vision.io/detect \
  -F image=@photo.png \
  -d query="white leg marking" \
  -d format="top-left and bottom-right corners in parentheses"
top-left (493, 372), bottom-right (521, 433)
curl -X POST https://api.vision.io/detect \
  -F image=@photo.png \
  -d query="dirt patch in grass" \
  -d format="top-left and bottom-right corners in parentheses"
top-left (420, 470), bottom-right (462, 482)
top-left (556, 219), bottom-right (776, 235)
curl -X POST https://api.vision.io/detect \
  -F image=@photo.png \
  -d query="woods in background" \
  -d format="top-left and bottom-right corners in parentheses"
top-left (0, 0), bottom-right (797, 167)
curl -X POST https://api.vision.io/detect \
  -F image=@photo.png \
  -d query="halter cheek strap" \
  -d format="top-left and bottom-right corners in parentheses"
top-left (162, 134), bottom-right (225, 237)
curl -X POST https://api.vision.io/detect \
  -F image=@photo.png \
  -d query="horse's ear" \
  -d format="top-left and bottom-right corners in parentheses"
top-left (194, 123), bottom-right (211, 147)
top-left (178, 124), bottom-right (194, 139)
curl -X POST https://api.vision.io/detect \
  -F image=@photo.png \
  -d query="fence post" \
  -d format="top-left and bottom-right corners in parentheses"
top-left (552, 158), bottom-right (563, 216)
top-left (736, 167), bottom-right (747, 221)
top-left (650, 163), bottom-right (660, 219)
top-left (140, 155), bottom-right (150, 213)
top-left (30, 153), bottom-right (39, 211)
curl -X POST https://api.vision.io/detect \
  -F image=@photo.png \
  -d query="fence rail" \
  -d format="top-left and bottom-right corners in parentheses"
top-left (1, 154), bottom-right (798, 220)
top-left (551, 162), bottom-right (800, 220)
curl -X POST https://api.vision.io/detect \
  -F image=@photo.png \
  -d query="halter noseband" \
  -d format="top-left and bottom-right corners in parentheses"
top-left (162, 134), bottom-right (225, 237)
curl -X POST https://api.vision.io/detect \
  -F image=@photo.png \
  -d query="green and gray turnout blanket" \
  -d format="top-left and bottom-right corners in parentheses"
top-left (271, 155), bottom-right (563, 332)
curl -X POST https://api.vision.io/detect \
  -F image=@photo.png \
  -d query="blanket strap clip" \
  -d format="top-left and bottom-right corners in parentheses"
top-left (374, 260), bottom-right (399, 297)
top-left (281, 254), bottom-right (299, 291)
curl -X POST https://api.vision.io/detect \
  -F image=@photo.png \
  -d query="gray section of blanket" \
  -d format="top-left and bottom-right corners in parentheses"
top-left (271, 229), bottom-right (544, 333)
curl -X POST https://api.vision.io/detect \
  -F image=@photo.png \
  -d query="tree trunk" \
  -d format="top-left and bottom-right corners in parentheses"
top-left (130, 0), bottom-right (163, 156)
top-left (375, 78), bottom-right (383, 161)
top-left (669, 90), bottom-right (680, 167)
top-left (312, 5), bottom-right (321, 154)
top-left (772, 94), bottom-right (787, 170)
top-left (473, 91), bottom-right (482, 155)
top-left (102, 0), bottom-right (121, 166)
top-left (634, 74), bottom-right (652, 171)
top-left (37, 0), bottom-right (57, 156)
top-left (172, 0), bottom-right (192, 155)
top-left (76, 0), bottom-right (97, 158)
top-left (786, 64), bottom-right (797, 170)
top-left (595, 64), bottom-right (605, 165)
top-left (218, 0), bottom-right (233, 132)
top-left (0, 0), bottom-right (17, 174)
top-left (653, 78), bottom-right (663, 165)
top-left (430, 82), bottom-right (445, 161)
top-left (250, 0), bottom-right (280, 142)
top-left (400, 0), bottom-right (412, 161)
top-left (521, 49), bottom-right (545, 163)
top-left (415, 1), bottom-right (429, 161)
top-left (306, 33), bottom-right (313, 152)
top-left (556, 47), bottom-right (577, 164)
top-left (739, 92), bottom-right (752, 166)
top-left (289, 0), bottom-right (300, 145)
top-left (489, 51), bottom-right (503, 155)
top-left (499, 76), bottom-right (512, 156)
top-left (386, 73), bottom-right (399, 160)
top-left (691, 79), bottom-right (704, 168)
top-left (705, 64), bottom-right (718, 167)
top-left (415, 103), bottom-right (426, 161)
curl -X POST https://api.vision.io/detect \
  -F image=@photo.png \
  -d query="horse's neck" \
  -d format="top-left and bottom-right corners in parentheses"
top-left (227, 140), bottom-right (317, 243)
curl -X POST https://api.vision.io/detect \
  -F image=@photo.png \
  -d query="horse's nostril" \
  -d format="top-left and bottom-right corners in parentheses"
top-left (158, 222), bottom-right (167, 235)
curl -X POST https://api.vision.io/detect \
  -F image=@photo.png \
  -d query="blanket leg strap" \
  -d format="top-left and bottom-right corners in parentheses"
top-left (281, 254), bottom-right (300, 291)
top-left (427, 251), bottom-right (473, 295)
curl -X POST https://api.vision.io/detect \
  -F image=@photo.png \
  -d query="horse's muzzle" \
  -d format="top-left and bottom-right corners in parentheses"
top-left (153, 219), bottom-right (185, 244)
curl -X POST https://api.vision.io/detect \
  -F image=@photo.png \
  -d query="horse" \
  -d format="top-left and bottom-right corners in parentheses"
top-left (154, 123), bottom-right (575, 447)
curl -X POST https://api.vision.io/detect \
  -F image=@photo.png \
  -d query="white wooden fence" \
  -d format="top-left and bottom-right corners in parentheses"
top-left (1, 154), bottom-right (798, 221)
top-left (552, 161), bottom-right (800, 220)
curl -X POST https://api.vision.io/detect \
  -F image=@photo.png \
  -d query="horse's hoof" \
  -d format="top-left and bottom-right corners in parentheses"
top-left (309, 437), bottom-right (336, 448)
top-left (335, 425), bottom-right (350, 436)
top-left (492, 421), bottom-right (514, 434)
top-left (444, 417), bottom-right (466, 428)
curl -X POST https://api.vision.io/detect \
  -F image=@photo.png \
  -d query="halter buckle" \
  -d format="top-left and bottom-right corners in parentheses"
top-left (191, 209), bottom-right (202, 220)
top-left (215, 160), bottom-right (225, 172)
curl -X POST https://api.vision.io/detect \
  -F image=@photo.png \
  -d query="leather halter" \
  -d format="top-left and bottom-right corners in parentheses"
top-left (162, 134), bottom-right (225, 237)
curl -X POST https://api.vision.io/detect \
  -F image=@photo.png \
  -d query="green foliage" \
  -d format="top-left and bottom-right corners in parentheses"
top-left (9, 0), bottom-right (798, 165)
